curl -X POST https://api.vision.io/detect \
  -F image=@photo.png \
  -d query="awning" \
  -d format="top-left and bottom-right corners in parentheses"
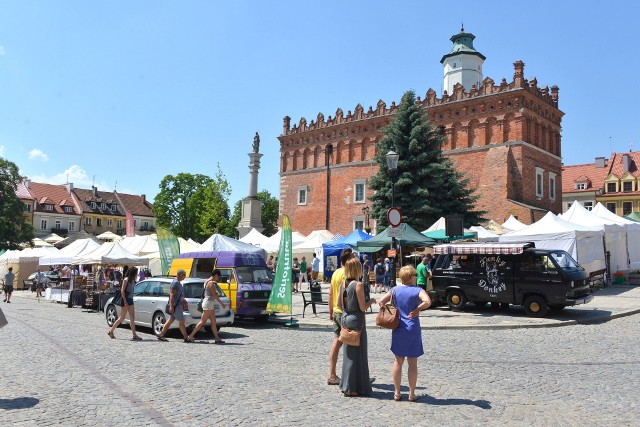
top-left (434, 242), bottom-right (534, 255)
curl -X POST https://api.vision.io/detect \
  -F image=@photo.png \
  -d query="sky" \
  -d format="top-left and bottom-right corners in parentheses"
top-left (1, 1), bottom-right (638, 208)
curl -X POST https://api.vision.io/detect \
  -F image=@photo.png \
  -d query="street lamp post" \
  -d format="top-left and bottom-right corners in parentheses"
top-left (386, 150), bottom-right (399, 288)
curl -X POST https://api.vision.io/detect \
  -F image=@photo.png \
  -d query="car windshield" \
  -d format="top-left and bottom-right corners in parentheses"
top-left (550, 251), bottom-right (582, 270)
top-left (235, 266), bottom-right (274, 284)
top-left (183, 282), bottom-right (227, 298)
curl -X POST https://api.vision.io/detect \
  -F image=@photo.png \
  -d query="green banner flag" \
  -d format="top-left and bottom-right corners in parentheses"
top-left (156, 227), bottom-right (181, 275)
top-left (266, 215), bottom-right (293, 314)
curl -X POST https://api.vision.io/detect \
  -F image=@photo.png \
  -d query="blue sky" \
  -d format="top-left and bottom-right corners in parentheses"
top-left (1, 1), bottom-right (638, 208)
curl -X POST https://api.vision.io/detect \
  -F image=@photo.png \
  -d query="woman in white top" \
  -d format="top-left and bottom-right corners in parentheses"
top-left (187, 269), bottom-right (227, 344)
top-left (108, 267), bottom-right (142, 340)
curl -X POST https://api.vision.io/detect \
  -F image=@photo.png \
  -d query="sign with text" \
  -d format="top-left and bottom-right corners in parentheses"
top-left (387, 226), bottom-right (403, 237)
top-left (387, 249), bottom-right (397, 258)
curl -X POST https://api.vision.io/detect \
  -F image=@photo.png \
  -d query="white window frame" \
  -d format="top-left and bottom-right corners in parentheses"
top-left (353, 216), bottom-right (365, 231)
top-left (55, 220), bottom-right (61, 229)
top-left (583, 201), bottom-right (593, 211)
top-left (24, 203), bottom-right (32, 212)
top-left (535, 167), bottom-right (544, 198)
top-left (297, 185), bottom-right (308, 206)
top-left (85, 217), bottom-right (92, 226)
top-left (101, 202), bottom-right (106, 210)
top-left (354, 179), bottom-right (366, 204)
top-left (548, 172), bottom-right (556, 201)
top-left (97, 218), bottom-right (103, 227)
top-left (107, 219), bottom-right (113, 228)
top-left (112, 204), bottom-right (117, 211)
top-left (91, 202), bottom-right (96, 209)
top-left (575, 183), bottom-right (586, 190)
top-left (40, 219), bottom-right (47, 230)
top-left (68, 221), bottom-right (76, 231)
top-left (117, 220), bottom-right (123, 229)
top-left (44, 204), bottom-right (53, 211)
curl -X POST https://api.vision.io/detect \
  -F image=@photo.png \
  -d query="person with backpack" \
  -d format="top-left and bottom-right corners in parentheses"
top-left (374, 258), bottom-right (385, 294)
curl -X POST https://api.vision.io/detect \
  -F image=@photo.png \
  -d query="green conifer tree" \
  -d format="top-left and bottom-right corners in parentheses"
top-left (369, 90), bottom-right (485, 231)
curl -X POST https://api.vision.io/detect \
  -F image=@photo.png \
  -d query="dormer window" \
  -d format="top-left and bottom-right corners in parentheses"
top-left (623, 181), bottom-right (633, 192)
top-left (575, 183), bottom-right (586, 190)
top-left (44, 204), bottom-right (53, 211)
top-left (101, 202), bottom-right (106, 210)
top-left (111, 204), bottom-right (117, 211)
top-left (91, 202), bottom-right (96, 209)
top-left (64, 206), bottom-right (74, 213)
top-left (607, 182), bottom-right (617, 193)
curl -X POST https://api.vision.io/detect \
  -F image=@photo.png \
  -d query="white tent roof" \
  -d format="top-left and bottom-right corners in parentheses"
top-left (592, 202), bottom-right (637, 224)
top-left (560, 201), bottom-right (620, 226)
top-left (194, 234), bottom-right (267, 259)
top-left (39, 238), bottom-right (101, 265)
top-left (73, 241), bottom-right (149, 265)
top-left (469, 225), bottom-right (499, 242)
top-left (178, 237), bottom-right (199, 253)
top-left (119, 235), bottom-right (159, 256)
top-left (424, 217), bottom-right (446, 233)
top-left (238, 228), bottom-right (272, 248)
top-left (31, 238), bottom-right (53, 247)
top-left (502, 215), bottom-right (528, 231)
top-left (43, 233), bottom-right (65, 244)
top-left (1, 246), bottom-right (58, 263)
top-left (96, 231), bottom-right (120, 240)
top-left (293, 231), bottom-right (335, 252)
top-left (305, 229), bottom-right (335, 241)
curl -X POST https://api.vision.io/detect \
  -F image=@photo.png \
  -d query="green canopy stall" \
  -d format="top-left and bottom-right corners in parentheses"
top-left (422, 228), bottom-right (476, 242)
top-left (355, 223), bottom-right (436, 252)
top-left (625, 212), bottom-right (640, 222)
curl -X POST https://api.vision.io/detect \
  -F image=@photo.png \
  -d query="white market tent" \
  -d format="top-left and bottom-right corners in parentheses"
top-left (265, 229), bottom-right (307, 253)
top-left (43, 233), bottom-right (65, 244)
top-left (178, 237), bottom-right (199, 253)
top-left (73, 241), bottom-right (149, 266)
top-left (592, 202), bottom-right (640, 264)
top-left (502, 215), bottom-right (528, 232)
top-left (194, 234), bottom-right (267, 259)
top-left (0, 246), bottom-right (59, 289)
top-left (292, 229), bottom-right (335, 259)
top-left (560, 201), bottom-right (628, 271)
top-left (39, 238), bottom-right (102, 266)
top-left (96, 231), bottom-right (120, 241)
top-left (119, 235), bottom-right (159, 256)
top-left (469, 225), bottom-right (499, 242)
top-left (423, 217), bottom-right (446, 233)
top-left (499, 211), bottom-right (605, 274)
top-left (485, 220), bottom-right (511, 235)
top-left (239, 228), bottom-right (272, 249)
top-left (31, 238), bottom-right (53, 247)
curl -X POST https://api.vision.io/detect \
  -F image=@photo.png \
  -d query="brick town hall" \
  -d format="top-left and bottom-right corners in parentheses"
top-left (278, 28), bottom-right (563, 236)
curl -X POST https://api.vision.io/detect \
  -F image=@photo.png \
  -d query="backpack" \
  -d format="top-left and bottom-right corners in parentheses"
top-left (375, 263), bottom-right (385, 275)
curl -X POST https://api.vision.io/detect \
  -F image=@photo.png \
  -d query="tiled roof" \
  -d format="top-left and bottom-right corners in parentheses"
top-left (115, 192), bottom-right (154, 217)
top-left (561, 161), bottom-right (611, 193)
top-left (28, 182), bottom-right (81, 215)
top-left (15, 180), bottom-right (34, 200)
top-left (609, 151), bottom-right (640, 177)
top-left (73, 188), bottom-right (124, 216)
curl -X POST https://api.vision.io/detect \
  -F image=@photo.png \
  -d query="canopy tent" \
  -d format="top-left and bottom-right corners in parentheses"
top-left (265, 229), bottom-right (306, 253)
top-left (626, 212), bottom-right (640, 222)
top-left (469, 225), bottom-right (500, 242)
top-left (54, 230), bottom-right (100, 248)
top-left (73, 241), bottom-right (149, 266)
top-left (39, 238), bottom-right (102, 266)
top-left (499, 211), bottom-right (605, 274)
top-left (322, 229), bottom-right (372, 280)
top-left (502, 215), bottom-right (528, 232)
top-left (194, 234), bottom-right (267, 260)
top-left (96, 231), bottom-right (121, 241)
top-left (238, 228), bottom-right (272, 249)
top-left (43, 233), bottom-right (65, 244)
top-left (560, 201), bottom-right (628, 271)
top-left (485, 220), bottom-right (511, 235)
top-left (592, 202), bottom-right (640, 265)
top-left (304, 229), bottom-right (335, 242)
top-left (0, 247), bottom-right (59, 289)
top-left (178, 237), bottom-right (199, 253)
top-left (422, 228), bottom-right (476, 242)
top-left (423, 217), bottom-right (447, 233)
top-left (355, 223), bottom-right (436, 252)
top-left (31, 238), bottom-right (53, 247)
top-left (118, 235), bottom-right (159, 256)
top-left (293, 230), bottom-right (335, 252)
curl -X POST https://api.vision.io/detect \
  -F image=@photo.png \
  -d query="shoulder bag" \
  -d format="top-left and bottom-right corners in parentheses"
top-left (338, 281), bottom-right (362, 346)
top-left (112, 289), bottom-right (124, 307)
top-left (196, 282), bottom-right (207, 313)
top-left (376, 287), bottom-right (400, 329)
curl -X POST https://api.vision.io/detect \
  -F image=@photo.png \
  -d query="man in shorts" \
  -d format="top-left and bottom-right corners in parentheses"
top-left (35, 268), bottom-right (45, 297)
top-left (327, 248), bottom-right (354, 385)
top-left (157, 269), bottom-right (190, 342)
top-left (311, 253), bottom-right (320, 280)
top-left (3, 267), bottom-right (15, 303)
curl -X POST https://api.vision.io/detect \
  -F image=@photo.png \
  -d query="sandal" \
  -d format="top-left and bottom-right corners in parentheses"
top-left (214, 339), bottom-right (225, 344)
top-left (184, 337), bottom-right (195, 343)
top-left (343, 391), bottom-right (359, 397)
top-left (327, 377), bottom-right (340, 385)
top-left (157, 336), bottom-right (168, 341)
top-left (394, 394), bottom-right (402, 401)
top-left (107, 331), bottom-right (115, 339)
top-left (408, 394), bottom-right (419, 402)
top-left (132, 336), bottom-right (142, 341)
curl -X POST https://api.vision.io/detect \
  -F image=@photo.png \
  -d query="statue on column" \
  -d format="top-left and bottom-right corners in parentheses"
top-left (253, 132), bottom-right (260, 153)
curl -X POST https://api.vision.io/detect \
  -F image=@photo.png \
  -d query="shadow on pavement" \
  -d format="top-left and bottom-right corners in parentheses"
top-left (0, 397), bottom-right (40, 410)
top-left (372, 384), bottom-right (491, 408)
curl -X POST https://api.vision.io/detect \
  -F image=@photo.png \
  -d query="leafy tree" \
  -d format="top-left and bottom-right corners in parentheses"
top-left (369, 90), bottom-right (485, 231)
top-left (229, 190), bottom-right (280, 237)
top-left (0, 157), bottom-right (35, 249)
top-left (152, 167), bottom-right (233, 241)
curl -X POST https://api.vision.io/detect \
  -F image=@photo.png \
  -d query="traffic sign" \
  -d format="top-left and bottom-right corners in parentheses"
top-left (387, 226), bottom-right (403, 237)
top-left (387, 208), bottom-right (402, 227)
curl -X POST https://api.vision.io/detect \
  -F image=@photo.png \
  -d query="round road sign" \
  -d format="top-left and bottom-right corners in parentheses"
top-left (387, 207), bottom-right (402, 227)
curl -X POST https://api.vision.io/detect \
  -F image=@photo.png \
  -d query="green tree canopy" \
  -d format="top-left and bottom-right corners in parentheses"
top-left (229, 190), bottom-right (280, 237)
top-left (0, 157), bottom-right (35, 249)
top-left (369, 90), bottom-right (485, 231)
top-left (152, 167), bottom-right (233, 241)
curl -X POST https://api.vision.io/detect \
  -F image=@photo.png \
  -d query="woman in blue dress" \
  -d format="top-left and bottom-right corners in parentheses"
top-left (378, 265), bottom-right (431, 401)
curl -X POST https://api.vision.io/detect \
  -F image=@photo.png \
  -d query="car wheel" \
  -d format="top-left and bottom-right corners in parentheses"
top-left (446, 290), bottom-right (467, 310)
top-left (105, 304), bottom-right (118, 327)
top-left (152, 311), bottom-right (166, 336)
top-left (523, 295), bottom-right (549, 317)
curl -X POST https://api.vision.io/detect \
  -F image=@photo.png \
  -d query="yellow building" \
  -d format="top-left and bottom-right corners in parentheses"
top-left (73, 186), bottom-right (125, 236)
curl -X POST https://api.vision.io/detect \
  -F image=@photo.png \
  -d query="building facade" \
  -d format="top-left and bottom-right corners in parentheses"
top-left (27, 181), bottom-right (82, 238)
top-left (73, 185), bottom-right (125, 236)
top-left (563, 152), bottom-right (640, 216)
top-left (278, 29), bottom-right (563, 236)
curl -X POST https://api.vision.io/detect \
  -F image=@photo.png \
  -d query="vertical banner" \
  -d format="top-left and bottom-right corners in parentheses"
top-left (125, 210), bottom-right (135, 237)
top-left (266, 215), bottom-right (292, 314)
top-left (156, 227), bottom-right (181, 275)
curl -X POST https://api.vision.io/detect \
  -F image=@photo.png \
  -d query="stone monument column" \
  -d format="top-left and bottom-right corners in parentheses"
top-left (236, 132), bottom-right (265, 238)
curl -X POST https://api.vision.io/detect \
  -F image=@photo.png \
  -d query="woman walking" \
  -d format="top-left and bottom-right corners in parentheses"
top-left (187, 269), bottom-right (227, 344)
top-left (378, 265), bottom-right (431, 401)
top-left (108, 267), bottom-right (142, 340)
top-left (340, 257), bottom-right (376, 397)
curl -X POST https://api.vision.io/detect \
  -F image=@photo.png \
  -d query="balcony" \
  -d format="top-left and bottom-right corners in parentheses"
top-left (139, 224), bottom-right (156, 232)
top-left (51, 228), bottom-right (68, 235)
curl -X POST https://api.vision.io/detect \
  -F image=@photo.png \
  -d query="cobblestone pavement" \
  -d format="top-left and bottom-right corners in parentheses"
top-left (1, 292), bottom-right (639, 426)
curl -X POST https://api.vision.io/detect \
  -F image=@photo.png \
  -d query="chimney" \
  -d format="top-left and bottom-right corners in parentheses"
top-left (141, 194), bottom-right (146, 203)
top-left (24, 179), bottom-right (31, 188)
top-left (92, 185), bottom-right (98, 197)
top-left (623, 153), bottom-right (631, 173)
top-left (595, 157), bottom-right (606, 168)
top-left (65, 182), bottom-right (74, 194)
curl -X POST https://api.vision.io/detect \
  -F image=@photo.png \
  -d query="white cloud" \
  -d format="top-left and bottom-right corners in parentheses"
top-left (29, 165), bottom-right (113, 191)
top-left (28, 148), bottom-right (49, 162)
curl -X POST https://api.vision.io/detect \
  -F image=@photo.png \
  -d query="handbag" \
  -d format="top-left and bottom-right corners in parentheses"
top-left (112, 289), bottom-right (124, 307)
top-left (376, 288), bottom-right (400, 329)
top-left (339, 326), bottom-right (361, 346)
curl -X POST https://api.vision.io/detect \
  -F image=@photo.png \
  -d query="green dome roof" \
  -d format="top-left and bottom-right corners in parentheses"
top-left (440, 28), bottom-right (486, 64)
